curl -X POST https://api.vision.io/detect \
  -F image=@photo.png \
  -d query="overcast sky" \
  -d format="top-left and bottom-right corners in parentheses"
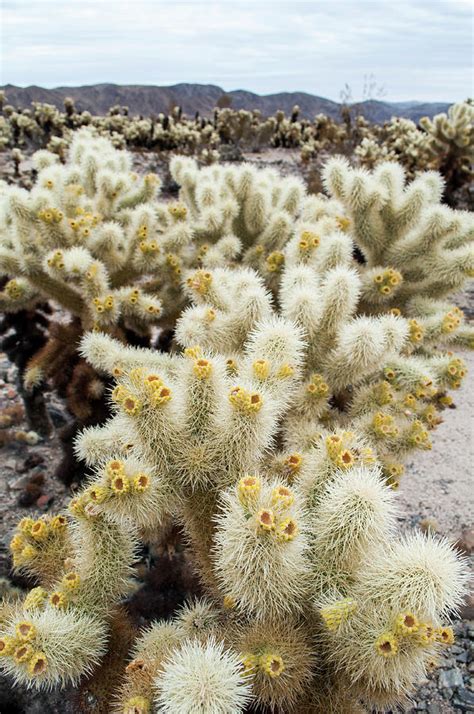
top-left (1, 0), bottom-right (472, 102)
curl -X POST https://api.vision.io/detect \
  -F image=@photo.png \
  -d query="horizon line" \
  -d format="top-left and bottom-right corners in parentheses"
top-left (0, 82), bottom-right (457, 106)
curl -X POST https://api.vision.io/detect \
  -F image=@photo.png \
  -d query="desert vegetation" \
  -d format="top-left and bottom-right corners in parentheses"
top-left (0, 90), bottom-right (473, 713)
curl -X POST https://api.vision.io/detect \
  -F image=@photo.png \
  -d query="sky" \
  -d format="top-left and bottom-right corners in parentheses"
top-left (1, 0), bottom-right (472, 103)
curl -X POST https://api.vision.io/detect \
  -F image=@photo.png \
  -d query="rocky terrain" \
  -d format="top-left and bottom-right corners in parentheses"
top-left (1, 82), bottom-right (451, 122)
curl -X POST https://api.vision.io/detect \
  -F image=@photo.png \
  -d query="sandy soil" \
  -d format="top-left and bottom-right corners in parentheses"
top-left (397, 349), bottom-right (473, 539)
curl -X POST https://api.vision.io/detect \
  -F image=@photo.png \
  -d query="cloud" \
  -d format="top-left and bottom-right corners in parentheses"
top-left (0, 0), bottom-right (471, 101)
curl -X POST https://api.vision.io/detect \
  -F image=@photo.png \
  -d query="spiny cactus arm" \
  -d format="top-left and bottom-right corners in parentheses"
top-left (212, 476), bottom-right (310, 621)
top-left (0, 278), bottom-right (40, 312)
top-left (200, 233), bottom-right (242, 268)
top-left (323, 315), bottom-right (408, 391)
top-left (27, 270), bottom-right (86, 315)
top-left (116, 173), bottom-right (160, 211)
top-left (451, 326), bottom-right (474, 349)
top-left (81, 455), bottom-right (171, 531)
top-left (0, 606), bottom-right (108, 691)
top-left (114, 622), bottom-right (183, 714)
top-left (23, 327), bottom-right (78, 391)
top-left (384, 206), bottom-right (464, 267)
top-left (114, 287), bottom-right (163, 329)
top-left (0, 247), bottom-right (24, 277)
top-left (8, 515), bottom-right (72, 588)
top-left (79, 331), bottom-right (177, 379)
top-left (359, 266), bottom-right (403, 306)
top-left (176, 267), bottom-right (273, 354)
top-left (1, 504), bottom-right (139, 690)
top-left (153, 637), bottom-right (252, 714)
top-left (316, 531), bottom-right (466, 710)
top-left (238, 315), bottom-right (305, 401)
top-left (74, 414), bottom-right (137, 466)
top-left (231, 620), bottom-right (315, 712)
top-left (280, 264), bottom-right (361, 374)
top-left (308, 465), bottom-right (398, 594)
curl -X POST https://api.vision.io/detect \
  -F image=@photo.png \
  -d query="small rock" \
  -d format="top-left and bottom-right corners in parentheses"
top-left (18, 484), bottom-right (42, 507)
top-left (29, 470), bottom-right (46, 486)
top-left (47, 405), bottom-right (68, 427)
top-left (453, 686), bottom-right (474, 709)
top-left (420, 517), bottom-right (439, 534)
top-left (439, 667), bottom-right (464, 689)
top-left (9, 474), bottom-right (33, 490)
top-left (460, 595), bottom-right (474, 621)
top-left (454, 528), bottom-right (474, 555)
top-left (427, 703), bottom-right (442, 714)
top-left (36, 493), bottom-right (54, 510)
top-left (456, 650), bottom-right (468, 663)
top-left (16, 453), bottom-right (46, 473)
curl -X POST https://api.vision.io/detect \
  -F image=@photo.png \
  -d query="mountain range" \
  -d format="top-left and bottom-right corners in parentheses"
top-left (1, 83), bottom-right (451, 123)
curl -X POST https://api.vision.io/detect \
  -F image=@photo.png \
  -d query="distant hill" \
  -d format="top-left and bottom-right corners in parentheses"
top-left (0, 83), bottom-right (451, 123)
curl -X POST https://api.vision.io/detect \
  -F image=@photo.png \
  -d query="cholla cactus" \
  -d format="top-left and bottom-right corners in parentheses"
top-left (355, 117), bottom-right (434, 178)
top-left (1, 322), bottom-right (466, 710)
top-left (420, 101), bottom-right (474, 204)
top-left (0, 130), bottom-right (164, 393)
top-left (175, 157), bottom-right (473, 484)
top-left (0, 156), bottom-right (471, 711)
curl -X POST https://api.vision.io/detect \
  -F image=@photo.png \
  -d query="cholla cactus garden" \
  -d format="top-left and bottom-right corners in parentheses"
top-left (0, 126), bottom-right (472, 713)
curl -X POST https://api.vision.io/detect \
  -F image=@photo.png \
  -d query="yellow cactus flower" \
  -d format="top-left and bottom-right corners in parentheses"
top-left (16, 621), bottom-right (37, 642)
top-left (416, 622), bottom-right (436, 645)
top-left (24, 587), bottom-right (47, 611)
top-left (193, 358), bottom-right (213, 380)
top-left (122, 394), bottom-right (142, 416)
top-left (20, 544), bottom-right (38, 561)
top-left (229, 386), bottom-right (263, 414)
top-left (123, 696), bottom-right (151, 714)
top-left (266, 251), bottom-right (285, 272)
top-left (88, 485), bottom-right (109, 504)
top-left (50, 515), bottom-right (68, 531)
top-left (276, 517), bottom-right (298, 542)
top-left (111, 473), bottom-right (130, 495)
top-left (223, 594), bottom-right (236, 610)
top-left (395, 612), bottom-right (419, 635)
top-left (256, 509), bottom-right (275, 532)
top-left (62, 572), bottom-right (81, 590)
top-left (49, 591), bottom-right (68, 609)
top-left (238, 475), bottom-right (261, 505)
top-left (240, 652), bottom-right (258, 674)
top-left (18, 517), bottom-right (35, 535)
top-left (436, 626), bottom-right (454, 646)
top-left (186, 270), bottom-right (212, 295)
top-left (335, 449), bottom-right (355, 470)
top-left (133, 472), bottom-right (151, 493)
top-left (374, 632), bottom-right (398, 657)
top-left (276, 363), bottom-right (295, 378)
top-left (0, 636), bottom-right (15, 657)
top-left (320, 599), bottom-right (357, 631)
top-left (28, 651), bottom-right (48, 676)
top-left (283, 453), bottom-right (303, 475)
top-left (150, 385), bottom-right (172, 406)
top-left (253, 359), bottom-right (270, 380)
top-left (271, 485), bottom-right (294, 509)
top-left (10, 534), bottom-right (25, 553)
top-left (14, 643), bottom-right (34, 663)
top-left (106, 459), bottom-right (125, 478)
top-left (260, 653), bottom-right (285, 678)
